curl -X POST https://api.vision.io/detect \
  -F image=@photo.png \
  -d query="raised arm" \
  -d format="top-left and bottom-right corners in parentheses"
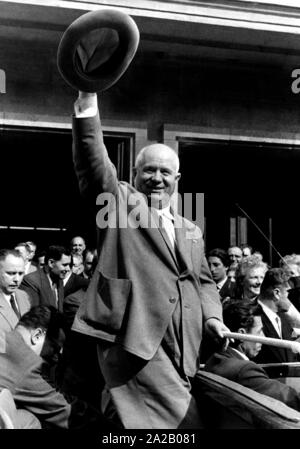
top-left (72, 92), bottom-right (118, 201)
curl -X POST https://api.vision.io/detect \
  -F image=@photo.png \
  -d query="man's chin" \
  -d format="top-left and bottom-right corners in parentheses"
top-left (147, 193), bottom-right (170, 209)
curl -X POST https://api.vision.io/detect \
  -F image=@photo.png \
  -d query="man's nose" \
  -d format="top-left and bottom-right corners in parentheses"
top-left (152, 170), bottom-right (162, 182)
top-left (13, 274), bottom-right (21, 283)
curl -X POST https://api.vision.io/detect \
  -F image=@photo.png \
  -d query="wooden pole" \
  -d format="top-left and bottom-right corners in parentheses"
top-left (223, 331), bottom-right (300, 354)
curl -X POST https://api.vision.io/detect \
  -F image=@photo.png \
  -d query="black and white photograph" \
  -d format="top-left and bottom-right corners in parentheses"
top-left (1, 0), bottom-right (300, 439)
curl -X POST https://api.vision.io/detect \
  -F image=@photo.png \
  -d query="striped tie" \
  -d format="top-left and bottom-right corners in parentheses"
top-left (10, 295), bottom-right (20, 319)
top-left (275, 316), bottom-right (282, 338)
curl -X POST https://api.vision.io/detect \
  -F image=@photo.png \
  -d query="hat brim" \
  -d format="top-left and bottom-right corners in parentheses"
top-left (57, 9), bottom-right (140, 92)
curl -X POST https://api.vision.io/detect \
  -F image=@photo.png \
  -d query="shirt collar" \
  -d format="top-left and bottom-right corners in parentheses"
top-left (216, 277), bottom-right (228, 290)
top-left (230, 347), bottom-right (249, 361)
top-left (257, 299), bottom-right (279, 323)
top-left (155, 205), bottom-right (174, 221)
top-left (257, 299), bottom-right (281, 334)
top-left (2, 292), bottom-right (15, 301)
top-left (47, 274), bottom-right (58, 289)
top-left (63, 271), bottom-right (72, 286)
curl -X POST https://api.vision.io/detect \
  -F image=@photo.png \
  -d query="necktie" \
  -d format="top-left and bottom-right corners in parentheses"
top-left (275, 316), bottom-right (282, 338)
top-left (10, 295), bottom-right (20, 319)
top-left (51, 281), bottom-right (58, 307)
top-left (160, 213), bottom-right (176, 248)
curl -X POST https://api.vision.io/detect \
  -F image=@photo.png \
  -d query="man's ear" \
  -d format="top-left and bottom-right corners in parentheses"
top-left (132, 167), bottom-right (138, 187)
top-left (273, 287), bottom-right (280, 301)
top-left (237, 327), bottom-right (246, 334)
top-left (31, 328), bottom-right (45, 346)
top-left (175, 172), bottom-right (181, 182)
top-left (47, 258), bottom-right (54, 268)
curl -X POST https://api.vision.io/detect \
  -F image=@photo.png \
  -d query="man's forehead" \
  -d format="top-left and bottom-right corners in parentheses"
top-left (208, 256), bottom-right (222, 264)
top-left (54, 254), bottom-right (71, 263)
top-left (229, 247), bottom-right (242, 254)
top-left (142, 147), bottom-right (178, 168)
top-left (0, 254), bottom-right (24, 268)
top-left (73, 238), bottom-right (84, 245)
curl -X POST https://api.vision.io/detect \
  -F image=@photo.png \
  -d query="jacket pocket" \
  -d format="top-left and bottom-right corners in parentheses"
top-left (85, 271), bottom-right (131, 334)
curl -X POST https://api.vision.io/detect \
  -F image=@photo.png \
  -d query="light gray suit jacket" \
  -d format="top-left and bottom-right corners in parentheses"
top-left (72, 113), bottom-right (222, 376)
top-left (0, 290), bottom-right (31, 332)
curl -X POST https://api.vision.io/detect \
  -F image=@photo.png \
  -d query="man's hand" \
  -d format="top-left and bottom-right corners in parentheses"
top-left (204, 318), bottom-right (232, 350)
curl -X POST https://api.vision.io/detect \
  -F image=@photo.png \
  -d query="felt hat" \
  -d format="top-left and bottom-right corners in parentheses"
top-left (57, 9), bottom-right (139, 92)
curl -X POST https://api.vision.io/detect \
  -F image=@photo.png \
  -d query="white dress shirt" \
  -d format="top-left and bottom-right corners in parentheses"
top-left (216, 277), bottom-right (228, 291)
top-left (63, 271), bottom-right (72, 287)
top-left (74, 93), bottom-right (98, 118)
top-left (155, 206), bottom-right (176, 248)
top-left (3, 292), bottom-right (20, 314)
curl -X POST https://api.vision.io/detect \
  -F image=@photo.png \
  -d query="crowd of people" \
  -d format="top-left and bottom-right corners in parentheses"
top-left (0, 238), bottom-right (111, 429)
top-left (2, 89), bottom-right (300, 429)
top-left (2, 236), bottom-right (300, 429)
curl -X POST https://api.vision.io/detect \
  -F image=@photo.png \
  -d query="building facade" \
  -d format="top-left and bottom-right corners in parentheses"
top-left (1, 0), bottom-right (300, 262)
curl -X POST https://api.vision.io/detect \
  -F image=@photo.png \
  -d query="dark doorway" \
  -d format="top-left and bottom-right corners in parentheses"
top-left (0, 126), bottom-right (133, 250)
top-left (178, 138), bottom-right (300, 266)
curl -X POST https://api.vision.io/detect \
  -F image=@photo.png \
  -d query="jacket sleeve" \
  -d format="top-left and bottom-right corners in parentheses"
top-left (237, 362), bottom-right (300, 412)
top-left (72, 112), bottom-right (118, 202)
top-left (14, 360), bottom-right (71, 429)
top-left (19, 276), bottom-right (41, 308)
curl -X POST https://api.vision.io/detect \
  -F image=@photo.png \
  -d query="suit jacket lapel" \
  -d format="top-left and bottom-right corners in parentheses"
top-left (41, 269), bottom-right (58, 308)
top-left (0, 293), bottom-right (18, 328)
top-left (15, 290), bottom-right (26, 315)
top-left (123, 189), bottom-right (181, 272)
top-left (148, 207), bottom-right (180, 270)
top-left (262, 312), bottom-right (280, 339)
top-left (261, 312), bottom-right (287, 361)
top-left (174, 214), bottom-right (193, 271)
top-left (223, 347), bottom-right (247, 360)
top-left (57, 280), bottom-right (64, 312)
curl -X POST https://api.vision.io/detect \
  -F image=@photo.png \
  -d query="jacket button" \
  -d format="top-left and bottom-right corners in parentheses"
top-left (169, 297), bottom-right (176, 304)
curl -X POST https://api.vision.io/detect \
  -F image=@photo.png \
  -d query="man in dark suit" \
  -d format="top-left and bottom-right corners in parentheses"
top-left (0, 305), bottom-right (109, 429)
top-left (207, 248), bottom-right (236, 301)
top-left (63, 269), bottom-right (89, 298)
top-left (0, 249), bottom-right (31, 332)
top-left (254, 268), bottom-right (298, 364)
top-left (20, 246), bottom-right (71, 312)
top-left (205, 299), bottom-right (300, 412)
top-left (0, 306), bottom-right (71, 428)
top-left (71, 91), bottom-right (229, 428)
